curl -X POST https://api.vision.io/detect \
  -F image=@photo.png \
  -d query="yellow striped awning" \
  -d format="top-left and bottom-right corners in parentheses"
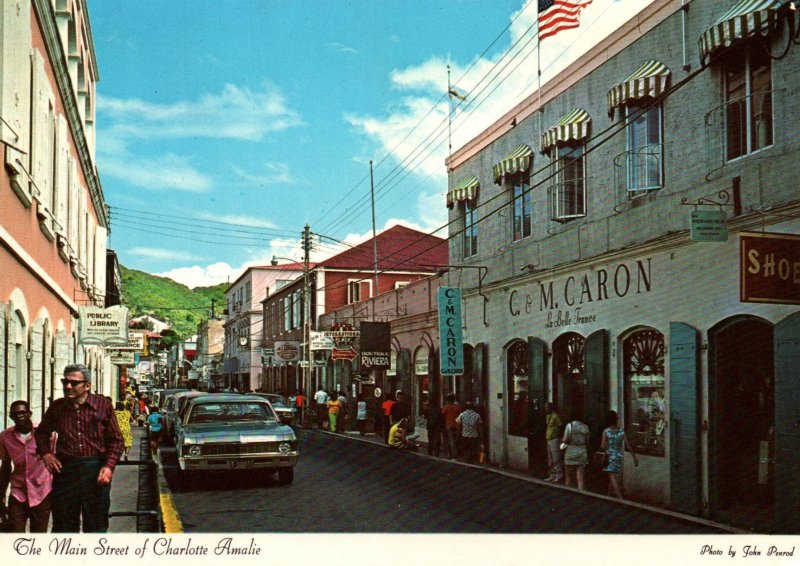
top-left (492, 144), bottom-right (533, 184)
top-left (607, 60), bottom-right (671, 117)
top-left (447, 175), bottom-right (479, 208)
top-left (699, 0), bottom-right (789, 63)
top-left (541, 108), bottom-right (591, 155)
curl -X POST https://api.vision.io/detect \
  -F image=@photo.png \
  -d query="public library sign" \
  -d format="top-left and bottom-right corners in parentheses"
top-left (508, 258), bottom-right (653, 327)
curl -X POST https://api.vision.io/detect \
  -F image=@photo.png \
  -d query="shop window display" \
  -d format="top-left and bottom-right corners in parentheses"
top-left (623, 328), bottom-right (665, 457)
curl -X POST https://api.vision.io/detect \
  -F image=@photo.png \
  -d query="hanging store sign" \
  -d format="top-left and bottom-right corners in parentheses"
top-left (325, 323), bottom-right (359, 362)
top-left (690, 210), bottom-right (728, 242)
top-left (78, 305), bottom-right (129, 346)
top-left (309, 331), bottom-right (336, 351)
top-left (740, 232), bottom-right (800, 305)
top-left (359, 322), bottom-right (391, 369)
top-left (274, 341), bottom-right (301, 363)
top-left (438, 287), bottom-right (464, 375)
top-left (115, 330), bottom-right (146, 351)
top-left (109, 350), bottom-right (135, 366)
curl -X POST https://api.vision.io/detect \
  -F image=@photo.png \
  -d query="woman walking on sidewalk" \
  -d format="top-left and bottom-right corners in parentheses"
top-left (326, 392), bottom-right (341, 433)
top-left (600, 410), bottom-right (638, 498)
top-left (356, 394), bottom-right (368, 436)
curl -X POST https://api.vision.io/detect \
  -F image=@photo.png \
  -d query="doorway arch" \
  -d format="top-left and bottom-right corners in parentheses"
top-left (552, 332), bottom-right (585, 422)
top-left (708, 315), bottom-right (774, 528)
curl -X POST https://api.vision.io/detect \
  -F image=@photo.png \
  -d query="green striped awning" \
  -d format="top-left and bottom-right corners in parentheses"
top-left (492, 144), bottom-right (533, 184)
top-left (699, 0), bottom-right (788, 63)
top-left (541, 108), bottom-right (591, 154)
top-left (446, 175), bottom-right (480, 208)
top-left (607, 60), bottom-right (671, 117)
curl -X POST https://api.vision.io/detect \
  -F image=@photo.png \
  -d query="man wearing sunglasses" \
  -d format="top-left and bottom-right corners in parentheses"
top-left (34, 364), bottom-right (123, 532)
top-left (0, 400), bottom-right (53, 532)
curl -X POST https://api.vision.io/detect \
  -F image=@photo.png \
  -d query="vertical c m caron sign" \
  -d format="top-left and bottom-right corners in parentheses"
top-left (438, 287), bottom-right (464, 375)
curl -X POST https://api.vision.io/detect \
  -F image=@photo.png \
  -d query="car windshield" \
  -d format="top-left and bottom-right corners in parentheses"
top-left (188, 402), bottom-right (276, 424)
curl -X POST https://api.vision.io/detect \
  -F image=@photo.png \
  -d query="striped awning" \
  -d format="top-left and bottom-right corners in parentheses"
top-left (541, 108), bottom-right (591, 154)
top-left (492, 144), bottom-right (533, 184)
top-left (446, 175), bottom-right (480, 208)
top-left (699, 0), bottom-right (788, 63)
top-left (607, 60), bottom-right (671, 117)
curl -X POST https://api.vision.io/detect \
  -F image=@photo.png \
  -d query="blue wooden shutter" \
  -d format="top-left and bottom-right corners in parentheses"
top-left (775, 312), bottom-right (800, 533)
top-left (527, 337), bottom-right (547, 475)
top-left (669, 322), bottom-right (701, 515)
top-left (584, 329), bottom-right (608, 450)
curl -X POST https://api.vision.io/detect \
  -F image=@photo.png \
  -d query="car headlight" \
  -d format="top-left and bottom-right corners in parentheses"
top-left (188, 445), bottom-right (202, 457)
top-left (278, 442), bottom-right (291, 454)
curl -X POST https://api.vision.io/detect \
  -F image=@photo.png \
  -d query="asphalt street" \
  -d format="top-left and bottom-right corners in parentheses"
top-left (158, 428), bottom-right (727, 534)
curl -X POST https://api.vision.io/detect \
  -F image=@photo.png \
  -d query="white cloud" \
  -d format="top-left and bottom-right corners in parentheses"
top-left (327, 42), bottom-right (359, 54)
top-left (128, 247), bottom-right (202, 261)
top-left (97, 82), bottom-right (302, 141)
top-left (192, 212), bottom-right (278, 229)
top-left (101, 153), bottom-right (213, 192)
top-left (157, 262), bottom-right (238, 288)
top-left (231, 161), bottom-right (294, 186)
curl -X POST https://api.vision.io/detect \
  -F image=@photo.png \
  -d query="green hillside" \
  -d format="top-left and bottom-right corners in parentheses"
top-left (120, 265), bottom-right (227, 338)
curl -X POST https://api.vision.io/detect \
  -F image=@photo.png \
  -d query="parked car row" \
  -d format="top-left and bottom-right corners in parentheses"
top-left (154, 389), bottom-right (300, 488)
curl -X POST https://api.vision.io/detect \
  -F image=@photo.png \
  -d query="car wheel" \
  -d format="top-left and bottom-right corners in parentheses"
top-left (277, 467), bottom-right (294, 485)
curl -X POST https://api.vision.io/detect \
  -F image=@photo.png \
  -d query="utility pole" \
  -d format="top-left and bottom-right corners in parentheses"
top-left (370, 161), bottom-right (378, 291)
top-left (211, 298), bottom-right (216, 319)
top-left (302, 223), bottom-right (312, 425)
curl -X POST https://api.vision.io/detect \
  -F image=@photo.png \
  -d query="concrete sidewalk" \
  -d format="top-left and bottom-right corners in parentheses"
top-left (108, 423), bottom-right (158, 533)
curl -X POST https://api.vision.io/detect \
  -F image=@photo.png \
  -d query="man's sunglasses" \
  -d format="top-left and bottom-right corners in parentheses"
top-left (10, 411), bottom-right (30, 418)
top-left (61, 379), bottom-right (87, 387)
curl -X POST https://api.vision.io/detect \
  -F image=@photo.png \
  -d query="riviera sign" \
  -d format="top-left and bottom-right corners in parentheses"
top-left (438, 287), bottom-right (464, 375)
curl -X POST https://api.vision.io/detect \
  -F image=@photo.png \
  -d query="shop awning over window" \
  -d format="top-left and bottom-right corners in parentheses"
top-left (492, 144), bottom-right (533, 184)
top-left (607, 60), bottom-right (671, 117)
top-left (699, 0), bottom-right (788, 63)
top-left (446, 175), bottom-right (480, 208)
top-left (540, 108), bottom-right (591, 155)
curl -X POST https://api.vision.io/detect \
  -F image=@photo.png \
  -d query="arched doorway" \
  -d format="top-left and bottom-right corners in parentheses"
top-left (709, 316), bottom-right (774, 529)
top-left (552, 332), bottom-right (585, 422)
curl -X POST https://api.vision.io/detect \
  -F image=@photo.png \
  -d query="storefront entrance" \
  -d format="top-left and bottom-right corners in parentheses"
top-left (553, 332), bottom-right (585, 422)
top-left (709, 316), bottom-right (774, 530)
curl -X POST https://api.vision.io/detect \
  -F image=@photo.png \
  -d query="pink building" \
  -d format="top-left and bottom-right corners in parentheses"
top-left (1, 1), bottom-right (112, 424)
top-left (223, 264), bottom-right (306, 391)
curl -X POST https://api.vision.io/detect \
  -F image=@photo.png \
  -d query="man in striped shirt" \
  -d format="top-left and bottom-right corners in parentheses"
top-left (35, 364), bottom-right (124, 533)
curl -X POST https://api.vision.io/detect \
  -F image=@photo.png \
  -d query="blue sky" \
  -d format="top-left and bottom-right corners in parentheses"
top-left (90, 0), bottom-right (652, 287)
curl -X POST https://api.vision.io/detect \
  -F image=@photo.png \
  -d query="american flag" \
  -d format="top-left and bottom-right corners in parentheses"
top-left (538, 0), bottom-right (593, 41)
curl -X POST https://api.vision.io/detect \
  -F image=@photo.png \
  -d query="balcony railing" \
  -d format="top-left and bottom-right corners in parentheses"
top-left (704, 88), bottom-right (782, 180)
top-left (612, 144), bottom-right (663, 211)
top-left (548, 178), bottom-right (587, 223)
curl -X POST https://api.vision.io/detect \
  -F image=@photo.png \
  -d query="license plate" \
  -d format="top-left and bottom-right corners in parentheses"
top-left (230, 459), bottom-right (253, 469)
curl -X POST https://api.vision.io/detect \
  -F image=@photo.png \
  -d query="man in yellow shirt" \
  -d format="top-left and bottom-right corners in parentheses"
top-left (388, 418), bottom-right (419, 450)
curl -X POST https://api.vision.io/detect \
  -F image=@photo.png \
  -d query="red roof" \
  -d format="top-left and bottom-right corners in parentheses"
top-left (321, 225), bottom-right (447, 271)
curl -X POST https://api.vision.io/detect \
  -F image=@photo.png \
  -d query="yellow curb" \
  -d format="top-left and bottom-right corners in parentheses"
top-left (156, 459), bottom-right (184, 533)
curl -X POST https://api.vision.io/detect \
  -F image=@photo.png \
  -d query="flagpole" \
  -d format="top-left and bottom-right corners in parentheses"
top-left (447, 63), bottom-right (453, 164)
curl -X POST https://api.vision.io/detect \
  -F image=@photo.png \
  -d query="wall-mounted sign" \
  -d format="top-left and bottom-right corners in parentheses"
top-left (275, 341), bottom-right (301, 363)
top-left (331, 347), bottom-right (358, 361)
top-left (109, 351), bottom-right (135, 366)
top-left (78, 305), bottom-right (129, 346)
top-left (690, 210), bottom-right (728, 242)
top-left (310, 331), bottom-right (336, 351)
top-left (115, 330), bottom-right (146, 351)
top-left (740, 231), bottom-right (800, 305)
top-left (359, 322), bottom-right (390, 369)
top-left (438, 287), bottom-right (464, 375)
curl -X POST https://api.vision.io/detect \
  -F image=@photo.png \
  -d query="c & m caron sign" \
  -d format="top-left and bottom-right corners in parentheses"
top-left (740, 231), bottom-right (800, 305)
